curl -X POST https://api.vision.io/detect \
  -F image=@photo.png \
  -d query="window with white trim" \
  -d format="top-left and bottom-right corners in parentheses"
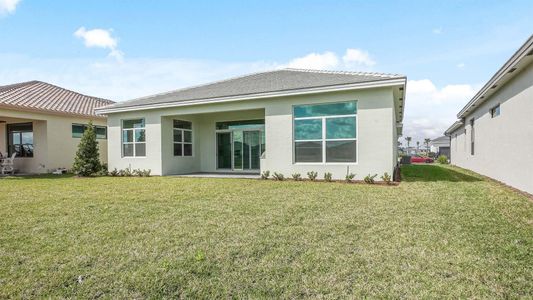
top-left (293, 101), bottom-right (357, 163)
top-left (122, 119), bottom-right (146, 157)
top-left (173, 120), bottom-right (193, 156)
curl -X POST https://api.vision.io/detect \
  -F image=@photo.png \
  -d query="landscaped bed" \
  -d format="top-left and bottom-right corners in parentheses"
top-left (0, 165), bottom-right (531, 298)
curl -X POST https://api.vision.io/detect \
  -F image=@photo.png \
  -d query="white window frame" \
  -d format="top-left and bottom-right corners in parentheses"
top-left (293, 102), bottom-right (358, 164)
top-left (490, 104), bottom-right (500, 118)
top-left (173, 120), bottom-right (193, 157)
top-left (122, 119), bottom-right (146, 157)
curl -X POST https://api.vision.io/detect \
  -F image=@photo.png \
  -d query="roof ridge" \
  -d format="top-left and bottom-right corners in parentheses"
top-left (283, 68), bottom-right (404, 78)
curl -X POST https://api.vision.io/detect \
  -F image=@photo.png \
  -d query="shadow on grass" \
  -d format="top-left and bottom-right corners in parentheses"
top-left (401, 164), bottom-right (482, 182)
top-left (0, 174), bottom-right (75, 180)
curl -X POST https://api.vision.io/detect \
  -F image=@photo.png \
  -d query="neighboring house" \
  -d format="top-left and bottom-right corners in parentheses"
top-left (430, 136), bottom-right (450, 157)
top-left (0, 81), bottom-right (114, 173)
top-left (97, 69), bottom-right (406, 179)
top-left (445, 35), bottom-right (533, 194)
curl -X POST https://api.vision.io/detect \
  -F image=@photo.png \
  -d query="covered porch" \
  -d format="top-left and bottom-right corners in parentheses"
top-left (0, 115), bottom-right (46, 174)
top-left (160, 108), bottom-right (266, 175)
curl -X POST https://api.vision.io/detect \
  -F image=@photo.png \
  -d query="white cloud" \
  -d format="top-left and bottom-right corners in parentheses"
top-left (457, 63), bottom-right (465, 68)
top-left (402, 79), bottom-right (478, 144)
top-left (0, 0), bottom-right (20, 15)
top-left (342, 48), bottom-right (375, 66)
top-left (74, 27), bottom-right (123, 62)
top-left (286, 51), bottom-right (339, 69)
top-left (285, 48), bottom-right (376, 70)
top-left (432, 27), bottom-right (442, 34)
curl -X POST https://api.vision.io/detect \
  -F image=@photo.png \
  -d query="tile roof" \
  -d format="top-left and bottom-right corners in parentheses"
top-left (105, 68), bottom-right (405, 110)
top-left (0, 81), bottom-right (114, 117)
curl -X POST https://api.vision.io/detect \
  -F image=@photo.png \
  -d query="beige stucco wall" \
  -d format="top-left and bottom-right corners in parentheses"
top-left (449, 62), bottom-right (533, 194)
top-left (0, 108), bottom-right (108, 173)
top-left (106, 87), bottom-right (398, 179)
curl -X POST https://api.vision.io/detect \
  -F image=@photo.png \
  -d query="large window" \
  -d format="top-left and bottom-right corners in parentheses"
top-left (293, 101), bottom-right (357, 163)
top-left (173, 120), bottom-right (192, 156)
top-left (72, 124), bottom-right (107, 139)
top-left (122, 119), bottom-right (146, 157)
top-left (8, 123), bottom-right (34, 157)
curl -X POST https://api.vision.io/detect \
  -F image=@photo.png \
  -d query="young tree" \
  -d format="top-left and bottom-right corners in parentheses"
top-left (416, 141), bottom-right (420, 152)
top-left (72, 121), bottom-right (101, 176)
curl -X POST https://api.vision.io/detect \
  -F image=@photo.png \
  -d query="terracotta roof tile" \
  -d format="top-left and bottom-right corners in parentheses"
top-left (0, 81), bottom-right (114, 117)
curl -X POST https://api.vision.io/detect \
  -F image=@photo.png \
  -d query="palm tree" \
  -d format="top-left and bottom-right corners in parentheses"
top-left (416, 141), bottom-right (420, 153)
top-left (424, 138), bottom-right (431, 154)
top-left (405, 137), bottom-right (412, 151)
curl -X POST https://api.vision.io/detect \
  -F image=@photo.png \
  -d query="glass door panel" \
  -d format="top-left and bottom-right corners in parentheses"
top-left (233, 131), bottom-right (243, 170)
top-left (244, 131), bottom-right (261, 170)
top-left (217, 132), bottom-right (232, 169)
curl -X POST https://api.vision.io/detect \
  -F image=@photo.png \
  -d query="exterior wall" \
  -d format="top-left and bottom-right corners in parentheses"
top-left (106, 87), bottom-right (398, 179)
top-left (449, 62), bottom-right (533, 194)
top-left (0, 108), bottom-right (108, 173)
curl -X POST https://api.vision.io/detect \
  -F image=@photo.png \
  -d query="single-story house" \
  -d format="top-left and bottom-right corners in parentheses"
top-left (97, 68), bottom-right (406, 179)
top-left (429, 136), bottom-right (450, 158)
top-left (445, 34), bottom-right (533, 194)
top-left (0, 81), bottom-right (114, 173)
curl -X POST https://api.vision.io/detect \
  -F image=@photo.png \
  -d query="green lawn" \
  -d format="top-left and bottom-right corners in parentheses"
top-left (0, 165), bottom-right (532, 298)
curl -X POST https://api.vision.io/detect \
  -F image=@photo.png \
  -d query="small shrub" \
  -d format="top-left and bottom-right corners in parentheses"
top-left (364, 174), bottom-right (377, 184)
top-left (261, 170), bottom-right (270, 180)
top-left (307, 171), bottom-right (318, 181)
top-left (291, 173), bottom-right (302, 181)
top-left (381, 172), bottom-right (392, 185)
top-left (109, 168), bottom-right (120, 177)
top-left (437, 155), bottom-right (449, 164)
top-left (141, 169), bottom-right (151, 177)
top-left (120, 168), bottom-right (133, 177)
top-left (345, 173), bottom-right (356, 183)
top-left (272, 172), bottom-right (285, 181)
top-left (324, 172), bottom-right (333, 182)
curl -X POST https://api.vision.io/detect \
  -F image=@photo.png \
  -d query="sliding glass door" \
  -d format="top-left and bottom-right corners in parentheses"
top-left (216, 120), bottom-right (264, 171)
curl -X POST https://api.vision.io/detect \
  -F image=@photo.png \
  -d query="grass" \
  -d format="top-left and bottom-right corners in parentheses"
top-left (0, 164), bottom-right (532, 298)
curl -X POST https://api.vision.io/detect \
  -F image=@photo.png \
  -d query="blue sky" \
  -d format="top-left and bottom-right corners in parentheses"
top-left (1, 0), bottom-right (532, 142)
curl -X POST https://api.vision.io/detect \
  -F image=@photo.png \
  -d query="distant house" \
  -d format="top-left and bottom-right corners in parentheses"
top-left (97, 69), bottom-right (407, 179)
top-left (430, 136), bottom-right (450, 157)
top-left (445, 35), bottom-right (533, 194)
top-left (0, 81), bottom-right (114, 173)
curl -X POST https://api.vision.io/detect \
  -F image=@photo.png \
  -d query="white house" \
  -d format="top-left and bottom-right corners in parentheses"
top-left (0, 81), bottom-right (113, 173)
top-left (429, 136), bottom-right (450, 157)
top-left (445, 35), bottom-right (533, 194)
top-left (97, 69), bottom-right (406, 179)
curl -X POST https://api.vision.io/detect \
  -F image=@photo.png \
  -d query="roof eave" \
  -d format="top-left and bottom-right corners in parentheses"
top-left (97, 77), bottom-right (407, 114)
top-left (444, 121), bottom-right (464, 136)
top-left (457, 35), bottom-right (533, 118)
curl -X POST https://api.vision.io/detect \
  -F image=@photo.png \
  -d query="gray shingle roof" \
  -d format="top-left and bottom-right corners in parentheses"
top-left (105, 68), bottom-right (405, 110)
top-left (0, 81), bottom-right (114, 117)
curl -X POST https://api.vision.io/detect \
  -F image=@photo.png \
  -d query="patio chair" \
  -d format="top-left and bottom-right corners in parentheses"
top-left (1, 153), bottom-right (16, 175)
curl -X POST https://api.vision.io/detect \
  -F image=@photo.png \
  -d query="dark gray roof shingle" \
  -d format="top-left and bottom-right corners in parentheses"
top-left (106, 68), bottom-right (405, 110)
top-left (0, 81), bottom-right (114, 117)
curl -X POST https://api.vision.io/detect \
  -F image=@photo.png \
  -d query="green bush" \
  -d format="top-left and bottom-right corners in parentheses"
top-left (345, 173), bottom-right (356, 183)
top-left (437, 155), bottom-right (449, 164)
top-left (72, 121), bottom-right (101, 176)
top-left (261, 170), bottom-right (270, 180)
top-left (364, 174), bottom-right (377, 184)
top-left (307, 171), bottom-right (318, 181)
top-left (324, 172), bottom-right (333, 182)
top-left (381, 172), bottom-right (392, 185)
top-left (291, 173), bottom-right (302, 181)
top-left (272, 172), bottom-right (285, 181)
